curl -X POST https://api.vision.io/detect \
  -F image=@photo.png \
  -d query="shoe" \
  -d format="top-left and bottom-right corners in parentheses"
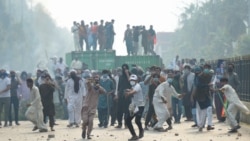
top-left (167, 126), bottom-right (173, 130)
top-left (104, 125), bottom-right (108, 128)
top-left (9, 123), bottom-right (12, 126)
top-left (82, 130), bottom-right (86, 139)
top-left (125, 125), bottom-right (128, 129)
top-left (228, 128), bottom-right (237, 133)
top-left (235, 125), bottom-right (241, 129)
top-left (16, 122), bottom-right (20, 126)
top-left (4, 123), bottom-right (8, 127)
top-left (174, 121), bottom-right (181, 124)
top-left (198, 127), bottom-right (203, 132)
top-left (144, 126), bottom-right (149, 130)
top-left (185, 118), bottom-right (193, 121)
top-left (139, 130), bottom-right (144, 138)
top-left (154, 127), bottom-right (167, 132)
top-left (115, 125), bottom-right (122, 128)
top-left (32, 126), bottom-right (38, 131)
top-left (87, 135), bottom-right (92, 139)
top-left (110, 123), bottom-right (114, 126)
top-left (51, 127), bottom-right (55, 131)
top-left (67, 123), bottom-right (73, 128)
top-left (39, 129), bottom-right (48, 132)
top-left (54, 123), bottom-right (59, 126)
top-left (207, 125), bottom-right (214, 131)
top-left (75, 124), bottom-right (79, 128)
top-left (128, 135), bottom-right (139, 141)
top-left (98, 123), bottom-right (103, 128)
top-left (191, 124), bottom-right (197, 127)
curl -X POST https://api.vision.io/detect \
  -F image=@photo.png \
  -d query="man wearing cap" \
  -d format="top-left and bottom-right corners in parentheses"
top-left (125, 74), bottom-right (145, 140)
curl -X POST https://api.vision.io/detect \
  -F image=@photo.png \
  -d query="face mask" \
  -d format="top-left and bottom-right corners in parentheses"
top-left (167, 78), bottom-right (173, 83)
top-left (217, 75), bottom-right (222, 79)
top-left (117, 72), bottom-right (122, 76)
top-left (103, 74), bottom-right (108, 78)
top-left (203, 69), bottom-right (210, 74)
top-left (146, 71), bottom-right (150, 75)
top-left (130, 81), bottom-right (136, 86)
top-left (153, 78), bottom-right (159, 83)
top-left (174, 74), bottom-right (180, 79)
top-left (228, 68), bottom-right (233, 72)
top-left (183, 69), bottom-right (190, 75)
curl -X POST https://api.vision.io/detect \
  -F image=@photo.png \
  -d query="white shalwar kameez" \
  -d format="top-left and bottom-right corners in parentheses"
top-left (25, 86), bottom-right (47, 130)
top-left (65, 78), bottom-right (86, 125)
top-left (220, 84), bottom-right (250, 128)
top-left (153, 81), bottom-right (180, 129)
top-left (71, 25), bottom-right (80, 51)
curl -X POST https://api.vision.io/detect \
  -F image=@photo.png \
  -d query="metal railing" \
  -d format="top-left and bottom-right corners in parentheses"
top-left (207, 55), bottom-right (250, 102)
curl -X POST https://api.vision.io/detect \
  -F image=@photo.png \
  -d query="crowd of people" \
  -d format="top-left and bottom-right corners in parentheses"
top-left (71, 19), bottom-right (115, 52)
top-left (123, 24), bottom-right (157, 56)
top-left (0, 55), bottom-right (250, 141)
top-left (71, 19), bottom-right (157, 56)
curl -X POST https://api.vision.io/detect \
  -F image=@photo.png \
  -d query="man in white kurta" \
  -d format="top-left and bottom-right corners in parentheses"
top-left (153, 81), bottom-right (181, 131)
top-left (65, 71), bottom-right (85, 127)
top-left (71, 21), bottom-right (80, 51)
top-left (25, 78), bottom-right (47, 132)
top-left (220, 78), bottom-right (250, 133)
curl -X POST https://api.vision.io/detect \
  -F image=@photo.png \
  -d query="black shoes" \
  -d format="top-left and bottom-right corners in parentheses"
top-left (154, 127), bottom-right (167, 132)
top-left (98, 123), bottom-right (103, 128)
top-left (39, 129), bottom-right (48, 132)
top-left (32, 126), bottom-right (38, 131)
top-left (128, 135), bottom-right (139, 141)
top-left (167, 126), bottom-right (173, 130)
top-left (228, 125), bottom-right (241, 133)
top-left (82, 130), bottom-right (86, 139)
top-left (51, 127), bottom-right (55, 131)
top-left (191, 124), bottom-right (197, 127)
top-left (115, 125), bottom-right (122, 128)
top-left (207, 125), bottom-right (215, 131)
top-left (139, 130), bottom-right (144, 138)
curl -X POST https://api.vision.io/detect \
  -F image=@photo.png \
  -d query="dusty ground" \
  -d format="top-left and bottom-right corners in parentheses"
top-left (0, 117), bottom-right (250, 141)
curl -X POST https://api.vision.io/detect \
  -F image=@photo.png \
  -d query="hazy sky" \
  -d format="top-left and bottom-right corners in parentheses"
top-left (32, 0), bottom-right (197, 55)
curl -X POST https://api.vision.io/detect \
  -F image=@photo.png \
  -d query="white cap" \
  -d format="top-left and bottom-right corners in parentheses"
top-left (70, 69), bottom-right (77, 73)
top-left (130, 74), bottom-right (138, 81)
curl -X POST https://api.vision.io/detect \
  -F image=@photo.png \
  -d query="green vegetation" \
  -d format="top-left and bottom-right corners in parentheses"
top-left (172, 0), bottom-right (250, 60)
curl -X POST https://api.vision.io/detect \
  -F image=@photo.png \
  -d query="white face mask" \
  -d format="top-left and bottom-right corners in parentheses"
top-left (130, 81), bottom-right (136, 86)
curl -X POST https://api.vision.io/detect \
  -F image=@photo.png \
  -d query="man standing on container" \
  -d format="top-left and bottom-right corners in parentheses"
top-left (71, 21), bottom-right (80, 51)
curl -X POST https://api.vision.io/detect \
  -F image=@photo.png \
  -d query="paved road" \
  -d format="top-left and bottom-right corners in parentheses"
top-left (0, 117), bottom-right (250, 141)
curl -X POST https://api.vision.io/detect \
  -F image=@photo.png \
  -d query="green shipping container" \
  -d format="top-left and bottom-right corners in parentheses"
top-left (65, 51), bottom-right (116, 71)
top-left (66, 51), bottom-right (163, 71)
top-left (115, 55), bottom-right (163, 70)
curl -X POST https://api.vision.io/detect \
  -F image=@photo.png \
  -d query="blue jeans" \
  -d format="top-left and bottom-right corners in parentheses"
top-left (171, 97), bottom-right (182, 122)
